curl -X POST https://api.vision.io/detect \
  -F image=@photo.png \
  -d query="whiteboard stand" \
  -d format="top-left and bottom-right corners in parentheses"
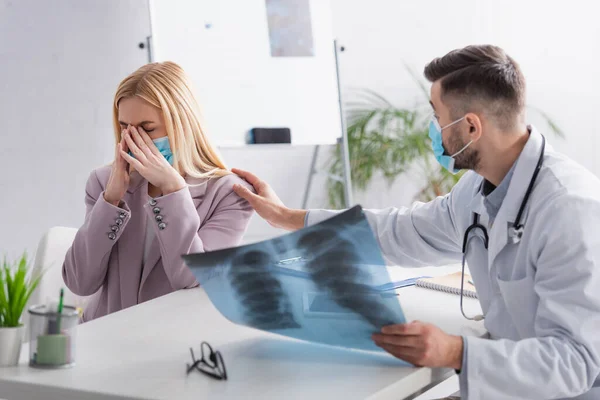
top-left (302, 40), bottom-right (353, 209)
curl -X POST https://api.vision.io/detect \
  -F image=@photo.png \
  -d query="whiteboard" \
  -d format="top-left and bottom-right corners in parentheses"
top-left (149, 0), bottom-right (342, 146)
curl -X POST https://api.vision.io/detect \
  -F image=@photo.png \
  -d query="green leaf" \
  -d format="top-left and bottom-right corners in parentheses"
top-left (0, 267), bottom-right (7, 326)
top-left (0, 253), bottom-right (46, 327)
top-left (5, 264), bottom-right (14, 306)
top-left (8, 259), bottom-right (27, 326)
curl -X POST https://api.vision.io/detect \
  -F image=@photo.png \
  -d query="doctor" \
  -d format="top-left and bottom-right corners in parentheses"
top-left (232, 44), bottom-right (600, 399)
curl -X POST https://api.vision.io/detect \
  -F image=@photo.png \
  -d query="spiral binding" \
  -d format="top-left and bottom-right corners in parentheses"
top-left (415, 280), bottom-right (478, 299)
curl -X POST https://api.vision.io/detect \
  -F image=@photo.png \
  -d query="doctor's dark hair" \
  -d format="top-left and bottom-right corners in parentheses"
top-left (424, 45), bottom-right (526, 131)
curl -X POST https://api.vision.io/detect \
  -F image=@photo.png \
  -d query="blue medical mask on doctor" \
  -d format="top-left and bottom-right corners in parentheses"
top-left (129, 136), bottom-right (174, 165)
top-left (428, 116), bottom-right (472, 174)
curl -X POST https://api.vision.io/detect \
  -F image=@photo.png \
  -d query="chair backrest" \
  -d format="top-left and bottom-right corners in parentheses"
top-left (27, 227), bottom-right (88, 318)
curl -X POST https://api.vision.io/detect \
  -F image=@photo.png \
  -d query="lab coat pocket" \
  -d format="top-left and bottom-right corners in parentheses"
top-left (496, 274), bottom-right (538, 338)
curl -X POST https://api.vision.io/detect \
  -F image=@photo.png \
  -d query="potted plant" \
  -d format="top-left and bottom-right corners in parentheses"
top-left (0, 254), bottom-right (42, 366)
top-left (328, 81), bottom-right (563, 208)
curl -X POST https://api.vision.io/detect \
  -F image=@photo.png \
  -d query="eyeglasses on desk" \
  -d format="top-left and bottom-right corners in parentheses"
top-left (186, 341), bottom-right (227, 381)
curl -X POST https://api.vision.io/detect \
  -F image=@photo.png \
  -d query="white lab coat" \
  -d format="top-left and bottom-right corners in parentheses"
top-left (307, 127), bottom-right (600, 399)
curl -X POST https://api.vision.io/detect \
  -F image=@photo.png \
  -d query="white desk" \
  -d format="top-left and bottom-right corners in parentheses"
top-left (0, 266), bottom-right (484, 400)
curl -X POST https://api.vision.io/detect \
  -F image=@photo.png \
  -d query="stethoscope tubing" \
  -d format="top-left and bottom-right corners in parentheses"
top-left (459, 135), bottom-right (546, 321)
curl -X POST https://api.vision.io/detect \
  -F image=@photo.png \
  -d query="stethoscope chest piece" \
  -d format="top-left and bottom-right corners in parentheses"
top-left (508, 224), bottom-right (524, 244)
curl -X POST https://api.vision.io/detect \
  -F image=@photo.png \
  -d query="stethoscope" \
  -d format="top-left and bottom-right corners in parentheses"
top-left (460, 135), bottom-right (546, 321)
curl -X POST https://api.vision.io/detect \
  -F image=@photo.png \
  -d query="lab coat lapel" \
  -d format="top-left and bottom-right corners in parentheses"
top-left (489, 126), bottom-right (545, 265)
top-left (466, 175), bottom-right (486, 216)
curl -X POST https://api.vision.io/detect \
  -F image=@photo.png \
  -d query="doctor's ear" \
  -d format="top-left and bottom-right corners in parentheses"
top-left (465, 113), bottom-right (483, 141)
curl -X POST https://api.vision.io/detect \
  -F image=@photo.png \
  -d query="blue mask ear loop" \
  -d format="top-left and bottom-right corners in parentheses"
top-left (446, 138), bottom-right (473, 172)
top-left (430, 115), bottom-right (469, 173)
top-left (440, 116), bottom-right (465, 132)
top-left (450, 139), bottom-right (473, 158)
top-left (444, 116), bottom-right (470, 167)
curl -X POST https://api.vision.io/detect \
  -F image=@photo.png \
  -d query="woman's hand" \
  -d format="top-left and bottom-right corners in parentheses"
top-left (120, 125), bottom-right (186, 195)
top-left (104, 132), bottom-right (131, 207)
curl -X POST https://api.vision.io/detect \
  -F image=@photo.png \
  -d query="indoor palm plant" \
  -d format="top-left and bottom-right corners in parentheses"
top-left (0, 254), bottom-right (42, 366)
top-left (328, 80), bottom-right (563, 208)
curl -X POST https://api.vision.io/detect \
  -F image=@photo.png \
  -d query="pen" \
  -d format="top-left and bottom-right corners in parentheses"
top-left (56, 288), bottom-right (64, 333)
top-left (57, 288), bottom-right (64, 314)
top-left (375, 276), bottom-right (432, 292)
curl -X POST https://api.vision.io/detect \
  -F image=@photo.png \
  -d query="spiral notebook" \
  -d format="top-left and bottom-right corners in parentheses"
top-left (415, 272), bottom-right (478, 299)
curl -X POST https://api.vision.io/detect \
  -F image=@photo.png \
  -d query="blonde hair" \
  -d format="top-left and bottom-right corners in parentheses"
top-left (113, 61), bottom-right (229, 179)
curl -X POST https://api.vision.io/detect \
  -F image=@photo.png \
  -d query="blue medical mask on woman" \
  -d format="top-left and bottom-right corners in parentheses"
top-left (129, 136), bottom-right (174, 165)
top-left (152, 136), bottom-right (174, 165)
top-left (428, 116), bottom-right (472, 174)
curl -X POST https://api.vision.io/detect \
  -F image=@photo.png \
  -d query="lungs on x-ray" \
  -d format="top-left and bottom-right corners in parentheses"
top-left (182, 205), bottom-right (406, 353)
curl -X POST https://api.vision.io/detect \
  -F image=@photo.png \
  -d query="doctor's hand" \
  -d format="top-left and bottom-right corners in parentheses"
top-left (104, 131), bottom-right (131, 207)
top-left (232, 168), bottom-right (307, 231)
top-left (372, 321), bottom-right (464, 370)
top-left (120, 125), bottom-right (186, 196)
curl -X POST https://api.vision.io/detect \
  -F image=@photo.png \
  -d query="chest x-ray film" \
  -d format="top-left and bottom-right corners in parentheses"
top-left (182, 205), bottom-right (406, 352)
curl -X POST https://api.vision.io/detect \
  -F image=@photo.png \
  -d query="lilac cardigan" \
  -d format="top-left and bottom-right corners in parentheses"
top-left (63, 165), bottom-right (253, 321)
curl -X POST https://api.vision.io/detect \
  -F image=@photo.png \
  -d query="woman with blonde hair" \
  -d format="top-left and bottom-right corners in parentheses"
top-left (63, 61), bottom-right (254, 321)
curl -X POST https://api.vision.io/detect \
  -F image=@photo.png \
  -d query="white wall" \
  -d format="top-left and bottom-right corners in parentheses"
top-left (221, 145), bottom-right (331, 243)
top-left (0, 0), bottom-right (151, 258)
top-left (329, 0), bottom-right (600, 208)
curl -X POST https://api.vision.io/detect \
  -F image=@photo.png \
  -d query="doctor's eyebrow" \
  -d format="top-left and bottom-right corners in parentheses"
top-left (429, 101), bottom-right (436, 110)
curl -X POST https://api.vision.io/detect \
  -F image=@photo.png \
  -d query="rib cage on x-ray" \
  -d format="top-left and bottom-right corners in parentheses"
top-left (298, 229), bottom-right (397, 329)
top-left (228, 250), bottom-right (300, 330)
top-left (183, 205), bottom-right (407, 353)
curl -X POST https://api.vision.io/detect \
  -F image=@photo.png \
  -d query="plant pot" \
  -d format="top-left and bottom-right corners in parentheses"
top-left (0, 326), bottom-right (24, 366)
